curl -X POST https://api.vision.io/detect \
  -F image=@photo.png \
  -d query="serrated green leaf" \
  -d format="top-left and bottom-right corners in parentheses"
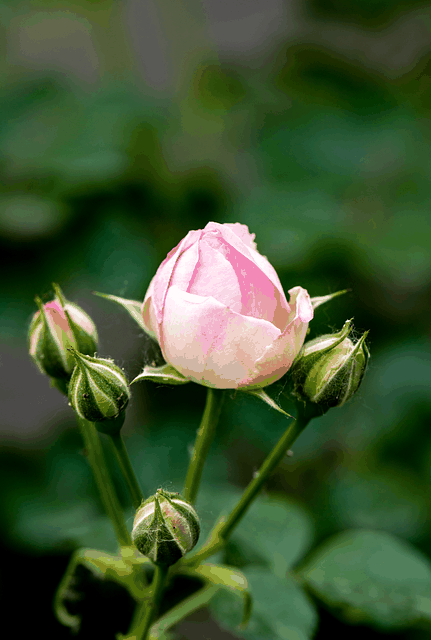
top-left (298, 529), bottom-right (431, 630)
top-left (310, 289), bottom-right (349, 310)
top-left (93, 292), bottom-right (148, 333)
top-left (210, 567), bottom-right (318, 640)
top-left (131, 363), bottom-right (190, 386)
top-left (241, 388), bottom-right (293, 418)
top-left (54, 546), bottom-right (150, 632)
top-left (329, 464), bottom-right (429, 541)
top-left (188, 563), bottom-right (252, 628)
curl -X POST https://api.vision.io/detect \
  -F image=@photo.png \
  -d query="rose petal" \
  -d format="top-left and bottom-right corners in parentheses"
top-left (248, 286), bottom-right (313, 388)
top-left (288, 286), bottom-right (314, 324)
top-left (200, 224), bottom-right (290, 330)
top-left (141, 276), bottom-right (159, 340)
top-left (160, 285), bottom-right (281, 389)
top-left (204, 222), bottom-right (289, 313)
top-left (44, 300), bottom-right (73, 338)
top-left (187, 240), bottom-right (242, 313)
top-left (220, 222), bottom-right (257, 250)
top-left (151, 229), bottom-right (201, 325)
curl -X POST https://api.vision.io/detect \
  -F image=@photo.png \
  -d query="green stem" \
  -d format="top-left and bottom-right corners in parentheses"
top-left (109, 434), bottom-right (144, 510)
top-left (136, 565), bottom-right (169, 640)
top-left (183, 388), bottom-right (225, 505)
top-left (185, 411), bottom-right (310, 566)
top-left (77, 417), bottom-right (131, 547)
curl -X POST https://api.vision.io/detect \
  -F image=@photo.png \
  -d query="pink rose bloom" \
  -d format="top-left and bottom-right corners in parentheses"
top-left (141, 222), bottom-right (313, 389)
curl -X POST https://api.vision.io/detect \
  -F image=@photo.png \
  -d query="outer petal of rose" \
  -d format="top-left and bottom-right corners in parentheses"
top-left (151, 229), bottom-right (201, 325)
top-left (243, 286), bottom-right (313, 389)
top-left (219, 222), bottom-right (257, 251)
top-left (161, 285), bottom-right (281, 389)
top-left (141, 276), bottom-right (159, 340)
top-left (204, 222), bottom-right (289, 313)
top-left (200, 224), bottom-right (290, 329)
top-left (187, 240), bottom-right (242, 313)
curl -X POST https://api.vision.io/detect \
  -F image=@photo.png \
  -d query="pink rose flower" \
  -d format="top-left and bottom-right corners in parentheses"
top-left (141, 222), bottom-right (313, 389)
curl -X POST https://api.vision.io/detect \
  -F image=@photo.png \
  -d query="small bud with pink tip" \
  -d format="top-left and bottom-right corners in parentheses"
top-left (132, 489), bottom-right (200, 566)
top-left (28, 283), bottom-right (98, 391)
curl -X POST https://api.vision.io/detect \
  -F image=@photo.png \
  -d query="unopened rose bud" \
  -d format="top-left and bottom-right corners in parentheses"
top-left (28, 284), bottom-right (98, 390)
top-left (68, 349), bottom-right (130, 435)
top-left (140, 222), bottom-right (313, 389)
top-left (291, 321), bottom-right (369, 412)
top-left (131, 489), bottom-right (200, 566)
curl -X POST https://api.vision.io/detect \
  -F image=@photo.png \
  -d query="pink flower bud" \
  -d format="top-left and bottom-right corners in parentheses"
top-left (141, 222), bottom-right (313, 389)
top-left (29, 284), bottom-right (98, 385)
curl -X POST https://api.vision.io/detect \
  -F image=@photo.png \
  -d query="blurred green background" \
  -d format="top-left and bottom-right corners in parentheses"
top-left (1, 0), bottom-right (431, 638)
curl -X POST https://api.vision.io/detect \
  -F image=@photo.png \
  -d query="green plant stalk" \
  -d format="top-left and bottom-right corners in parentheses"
top-left (183, 388), bottom-right (225, 504)
top-left (77, 417), bottom-right (131, 547)
top-left (131, 565), bottom-right (170, 640)
top-left (184, 411), bottom-right (311, 566)
top-left (109, 434), bottom-right (144, 510)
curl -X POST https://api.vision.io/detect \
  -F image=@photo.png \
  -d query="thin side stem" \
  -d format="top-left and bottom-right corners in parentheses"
top-left (109, 434), bottom-right (144, 510)
top-left (185, 412), bottom-right (310, 566)
top-left (183, 388), bottom-right (225, 505)
top-left (221, 416), bottom-right (309, 539)
top-left (137, 564), bottom-right (169, 640)
top-left (77, 417), bottom-right (131, 547)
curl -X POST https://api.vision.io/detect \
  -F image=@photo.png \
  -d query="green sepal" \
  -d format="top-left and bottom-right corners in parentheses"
top-left (93, 292), bottom-right (149, 333)
top-left (95, 410), bottom-right (127, 437)
top-left (310, 289), bottom-right (349, 310)
top-left (240, 388), bottom-right (293, 418)
top-left (68, 349), bottom-right (130, 424)
top-left (50, 377), bottom-right (69, 395)
top-left (54, 546), bottom-right (151, 633)
top-left (33, 295), bottom-right (75, 379)
top-left (53, 283), bottom-right (98, 358)
top-left (131, 363), bottom-right (191, 386)
top-left (132, 490), bottom-right (200, 566)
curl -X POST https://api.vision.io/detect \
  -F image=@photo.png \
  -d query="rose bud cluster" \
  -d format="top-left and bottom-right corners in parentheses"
top-left (68, 349), bottom-right (130, 435)
top-left (291, 320), bottom-right (369, 413)
top-left (28, 284), bottom-right (98, 393)
top-left (131, 489), bottom-right (200, 566)
top-left (140, 222), bottom-right (314, 389)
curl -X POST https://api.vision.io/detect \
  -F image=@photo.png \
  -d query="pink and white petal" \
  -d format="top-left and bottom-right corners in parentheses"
top-left (151, 229), bottom-right (201, 324)
top-left (204, 222), bottom-right (289, 310)
top-left (141, 276), bottom-right (160, 341)
top-left (161, 286), bottom-right (281, 389)
top-left (187, 240), bottom-right (242, 313)
top-left (288, 287), bottom-right (314, 324)
top-left (170, 239), bottom-right (200, 292)
top-left (199, 226), bottom-right (290, 329)
top-left (215, 222), bottom-right (257, 251)
top-left (246, 287), bottom-right (313, 389)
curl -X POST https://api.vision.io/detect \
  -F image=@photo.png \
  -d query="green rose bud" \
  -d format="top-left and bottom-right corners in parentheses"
top-left (68, 349), bottom-right (130, 435)
top-left (131, 489), bottom-right (200, 566)
top-left (291, 320), bottom-right (369, 413)
top-left (28, 283), bottom-right (98, 392)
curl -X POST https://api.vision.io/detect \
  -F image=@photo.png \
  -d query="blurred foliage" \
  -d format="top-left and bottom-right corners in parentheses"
top-left (1, 0), bottom-right (431, 637)
top-left (308, 0), bottom-right (429, 26)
